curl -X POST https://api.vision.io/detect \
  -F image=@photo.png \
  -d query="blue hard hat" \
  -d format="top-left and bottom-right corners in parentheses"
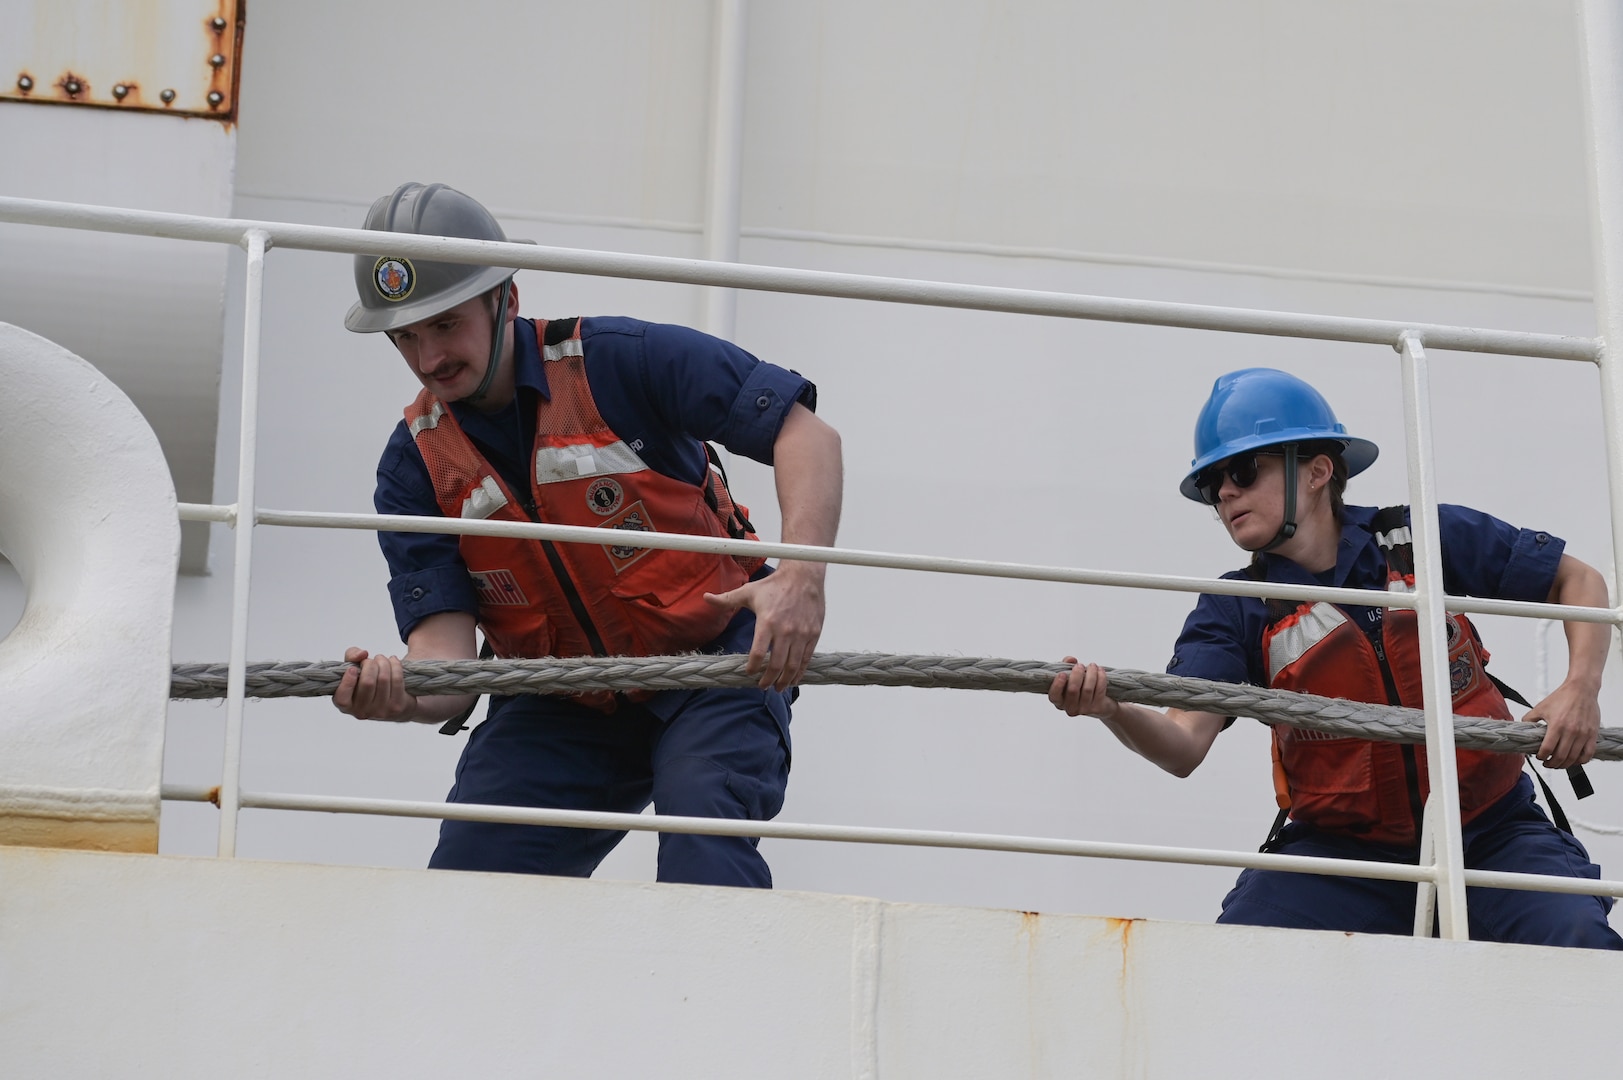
top-left (1179, 368), bottom-right (1379, 502)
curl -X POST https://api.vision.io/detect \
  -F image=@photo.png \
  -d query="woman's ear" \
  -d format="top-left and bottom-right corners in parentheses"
top-left (1306, 453), bottom-right (1334, 492)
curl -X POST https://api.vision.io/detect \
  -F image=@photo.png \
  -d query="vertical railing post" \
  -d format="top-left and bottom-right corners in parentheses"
top-left (1578, 0), bottom-right (1623, 619)
top-left (1397, 331), bottom-right (1469, 939)
top-left (1412, 795), bottom-right (1438, 937)
top-left (700, 0), bottom-right (749, 341)
top-left (217, 228), bottom-right (270, 857)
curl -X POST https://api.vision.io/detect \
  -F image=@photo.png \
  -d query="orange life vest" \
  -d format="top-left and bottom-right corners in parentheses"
top-left (405, 317), bottom-right (765, 668)
top-left (1257, 507), bottom-right (1524, 845)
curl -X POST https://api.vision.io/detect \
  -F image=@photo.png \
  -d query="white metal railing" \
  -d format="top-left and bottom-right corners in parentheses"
top-left (5, 192), bottom-right (1622, 936)
top-left (7, 0), bottom-right (1623, 939)
top-left (6, 189), bottom-right (1623, 935)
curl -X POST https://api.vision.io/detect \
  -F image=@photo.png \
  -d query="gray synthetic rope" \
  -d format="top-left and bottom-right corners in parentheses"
top-left (169, 652), bottom-right (1623, 761)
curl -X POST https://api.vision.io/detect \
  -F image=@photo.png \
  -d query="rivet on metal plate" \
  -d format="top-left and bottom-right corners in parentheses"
top-left (211, 16), bottom-right (228, 31)
top-left (207, 91), bottom-right (224, 107)
top-left (160, 88), bottom-right (177, 104)
top-left (16, 75), bottom-right (32, 92)
top-left (209, 54), bottom-right (226, 69)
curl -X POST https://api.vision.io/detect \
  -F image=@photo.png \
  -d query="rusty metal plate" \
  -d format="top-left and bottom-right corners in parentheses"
top-left (0, 0), bottom-right (242, 120)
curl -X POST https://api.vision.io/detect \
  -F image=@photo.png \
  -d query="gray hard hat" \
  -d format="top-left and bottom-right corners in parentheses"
top-left (344, 182), bottom-right (518, 334)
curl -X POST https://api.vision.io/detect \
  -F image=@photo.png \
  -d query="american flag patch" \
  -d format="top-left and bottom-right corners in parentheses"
top-left (471, 568), bottom-right (529, 607)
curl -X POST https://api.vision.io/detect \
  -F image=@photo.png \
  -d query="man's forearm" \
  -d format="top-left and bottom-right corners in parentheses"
top-left (394, 685), bottom-right (479, 725)
top-left (1564, 621), bottom-right (1609, 691)
top-left (399, 611), bottom-right (480, 723)
top-left (772, 404), bottom-right (843, 562)
top-left (1551, 556), bottom-right (1610, 689)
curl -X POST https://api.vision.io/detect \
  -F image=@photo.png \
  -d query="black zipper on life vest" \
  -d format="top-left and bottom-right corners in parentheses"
top-left (522, 495), bottom-right (609, 657)
top-left (1368, 630), bottom-right (1403, 709)
top-left (1370, 630), bottom-right (1426, 836)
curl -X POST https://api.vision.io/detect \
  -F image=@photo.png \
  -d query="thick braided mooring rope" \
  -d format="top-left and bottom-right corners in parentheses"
top-left (170, 652), bottom-right (1623, 760)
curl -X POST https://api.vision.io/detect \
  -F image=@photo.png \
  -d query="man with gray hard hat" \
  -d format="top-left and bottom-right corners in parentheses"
top-left (335, 182), bottom-right (843, 887)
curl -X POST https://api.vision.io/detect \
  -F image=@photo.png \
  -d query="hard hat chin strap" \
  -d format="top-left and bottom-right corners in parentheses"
top-left (462, 279), bottom-right (512, 407)
top-left (1259, 443), bottom-right (1300, 553)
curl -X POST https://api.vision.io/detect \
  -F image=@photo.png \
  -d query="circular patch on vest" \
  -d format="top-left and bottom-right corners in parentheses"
top-left (373, 257), bottom-right (416, 302)
top-left (586, 477), bottom-right (624, 516)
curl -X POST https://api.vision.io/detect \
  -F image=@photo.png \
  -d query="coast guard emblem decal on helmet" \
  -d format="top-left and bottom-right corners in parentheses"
top-left (374, 257), bottom-right (416, 302)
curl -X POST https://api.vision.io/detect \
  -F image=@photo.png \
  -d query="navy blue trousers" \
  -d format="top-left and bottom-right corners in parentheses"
top-left (1219, 774), bottom-right (1621, 949)
top-left (428, 684), bottom-right (791, 887)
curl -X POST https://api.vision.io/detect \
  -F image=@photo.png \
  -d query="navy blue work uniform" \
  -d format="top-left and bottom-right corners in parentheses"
top-left (1169, 503), bottom-right (1621, 949)
top-left (375, 317), bottom-right (813, 887)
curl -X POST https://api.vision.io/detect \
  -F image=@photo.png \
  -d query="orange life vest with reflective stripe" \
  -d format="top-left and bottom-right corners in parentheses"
top-left (405, 317), bottom-right (764, 668)
top-left (1257, 507), bottom-right (1524, 845)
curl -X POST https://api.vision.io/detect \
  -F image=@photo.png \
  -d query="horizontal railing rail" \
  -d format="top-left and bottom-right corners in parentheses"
top-left (156, 784), bottom-right (1623, 899)
top-left (175, 502), bottom-right (1623, 625)
top-left (0, 196), bottom-right (1600, 361)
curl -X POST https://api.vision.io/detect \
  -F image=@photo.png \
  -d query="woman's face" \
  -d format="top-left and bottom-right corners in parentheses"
top-left (1211, 453), bottom-right (1287, 550)
top-left (1194, 449), bottom-right (1336, 553)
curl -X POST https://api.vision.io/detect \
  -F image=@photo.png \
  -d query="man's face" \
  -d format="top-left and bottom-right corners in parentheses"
top-left (387, 293), bottom-right (494, 401)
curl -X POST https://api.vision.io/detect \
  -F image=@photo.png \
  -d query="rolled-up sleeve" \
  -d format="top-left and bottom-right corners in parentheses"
top-left (1165, 588), bottom-right (1265, 727)
top-left (1167, 590), bottom-right (1254, 686)
top-left (1438, 503), bottom-right (1565, 603)
top-left (720, 364), bottom-right (816, 465)
top-left (627, 321), bottom-right (815, 465)
top-left (385, 565), bottom-right (479, 639)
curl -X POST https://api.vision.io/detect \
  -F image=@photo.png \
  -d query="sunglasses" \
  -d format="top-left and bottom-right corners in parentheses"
top-left (1194, 452), bottom-right (1275, 505)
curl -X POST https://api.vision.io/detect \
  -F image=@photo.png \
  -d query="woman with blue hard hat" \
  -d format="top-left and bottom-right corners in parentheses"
top-left (1051, 367), bottom-right (1621, 949)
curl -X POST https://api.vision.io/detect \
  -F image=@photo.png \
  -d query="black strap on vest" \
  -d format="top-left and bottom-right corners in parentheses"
top-left (439, 637), bottom-right (496, 736)
top-left (703, 443), bottom-right (757, 540)
top-left (1369, 505), bottom-right (1411, 566)
top-left (1258, 807), bottom-right (1291, 854)
top-left (1484, 672), bottom-right (1592, 836)
top-left (1528, 759), bottom-right (1576, 834)
top-left (542, 316), bottom-right (580, 346)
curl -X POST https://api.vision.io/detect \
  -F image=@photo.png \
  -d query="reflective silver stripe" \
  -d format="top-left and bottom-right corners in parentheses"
top-left (1266, 602), bottom-right (1348, 683)
top-left (534, 440), bottom-right (648, 484)
top-left (542, 338), bottom-right (584, 362)
top-left (1375, 525), bottom-right (1412, 549)
top-left (408, 400), bottom-right (444, 438)
top-left (460, 476), bottom-right (509, 520)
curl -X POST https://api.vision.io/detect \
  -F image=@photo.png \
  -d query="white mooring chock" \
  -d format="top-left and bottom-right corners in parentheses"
top-left (0, 322), bottom-right (177, 851)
